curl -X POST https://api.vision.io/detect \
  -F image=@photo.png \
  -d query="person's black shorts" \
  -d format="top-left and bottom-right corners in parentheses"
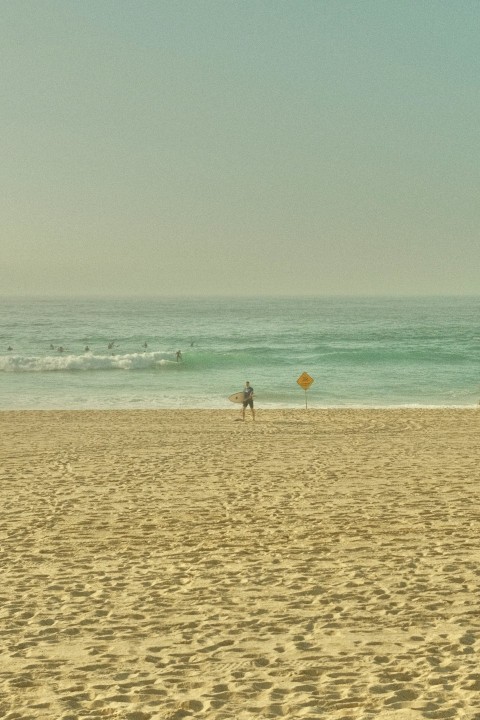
top-left (243, 398), bottom-right (254, 409)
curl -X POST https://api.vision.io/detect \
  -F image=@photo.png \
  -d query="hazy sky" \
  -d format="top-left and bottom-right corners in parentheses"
top-left (2, 0), bottom-right (479, 296)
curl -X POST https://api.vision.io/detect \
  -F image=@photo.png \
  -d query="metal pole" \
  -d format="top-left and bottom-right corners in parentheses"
top-left (305, 389), bottom-right (307, 409)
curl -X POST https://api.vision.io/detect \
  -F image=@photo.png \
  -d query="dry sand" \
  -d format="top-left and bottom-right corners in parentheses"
top-left (1, 409), bottom-right (479, 720)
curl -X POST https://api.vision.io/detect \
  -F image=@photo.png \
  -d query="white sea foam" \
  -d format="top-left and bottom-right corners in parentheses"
top-left (0, 351), bottom-right (176, 372)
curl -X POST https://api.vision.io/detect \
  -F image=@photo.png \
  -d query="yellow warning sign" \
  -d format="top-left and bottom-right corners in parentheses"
top-left (297, 372), bottom-right (314, 390)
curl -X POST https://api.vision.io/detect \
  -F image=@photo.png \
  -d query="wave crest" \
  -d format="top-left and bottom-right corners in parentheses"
top-left (0, 351), bottom-right (178, 372)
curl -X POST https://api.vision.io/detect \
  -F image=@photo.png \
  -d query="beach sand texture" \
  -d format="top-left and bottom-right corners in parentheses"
top-left (1, 409), bottom-right (479, 720)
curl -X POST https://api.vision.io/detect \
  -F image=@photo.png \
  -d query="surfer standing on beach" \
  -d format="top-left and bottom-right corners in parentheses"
top-left (242, 381), bottom-right (255, 421)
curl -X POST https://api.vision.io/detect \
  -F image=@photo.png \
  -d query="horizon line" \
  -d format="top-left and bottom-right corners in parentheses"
top-left (2, 293), bottom-right (480, 301)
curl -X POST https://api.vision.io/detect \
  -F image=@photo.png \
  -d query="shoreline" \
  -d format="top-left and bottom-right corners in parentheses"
top-left (2, 408), bottom-right (480, 718)
top-left (1, 402), bottom-right (479, 412)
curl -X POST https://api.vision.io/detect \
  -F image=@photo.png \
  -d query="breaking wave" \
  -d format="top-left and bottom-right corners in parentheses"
top-left (0, 351), bottom-right (178, 372)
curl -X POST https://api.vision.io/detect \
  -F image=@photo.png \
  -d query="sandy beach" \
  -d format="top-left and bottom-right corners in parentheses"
top-left (1, 408), bottom-right (479, 720)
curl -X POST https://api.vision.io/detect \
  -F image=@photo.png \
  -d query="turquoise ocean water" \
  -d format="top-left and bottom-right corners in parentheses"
top-left (0, 296), bottom-right (479, 409)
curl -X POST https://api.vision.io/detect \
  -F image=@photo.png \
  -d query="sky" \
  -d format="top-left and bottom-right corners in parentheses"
top-left (2, 0), bottom-right (479, 297)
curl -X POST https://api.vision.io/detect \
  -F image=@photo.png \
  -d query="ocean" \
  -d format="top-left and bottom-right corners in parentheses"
top-left (0, 296), bottom-right (479, 409)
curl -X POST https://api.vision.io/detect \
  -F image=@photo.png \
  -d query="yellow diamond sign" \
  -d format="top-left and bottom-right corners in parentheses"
top-left (297, 372), bottom-right (314, 390)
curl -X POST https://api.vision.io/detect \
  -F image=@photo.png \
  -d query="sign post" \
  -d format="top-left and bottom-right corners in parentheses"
top-left (296, 372), bottom-right (314, 409)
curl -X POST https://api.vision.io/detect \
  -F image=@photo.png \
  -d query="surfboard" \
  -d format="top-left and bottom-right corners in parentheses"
top-left (228, 392), bottom-right (255, 404)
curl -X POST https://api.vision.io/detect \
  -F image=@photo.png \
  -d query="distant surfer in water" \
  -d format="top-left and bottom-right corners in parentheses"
top-left (242, 381), bottom-right (255, 421)
top-left (176, 350), bottom-right (182, 362)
